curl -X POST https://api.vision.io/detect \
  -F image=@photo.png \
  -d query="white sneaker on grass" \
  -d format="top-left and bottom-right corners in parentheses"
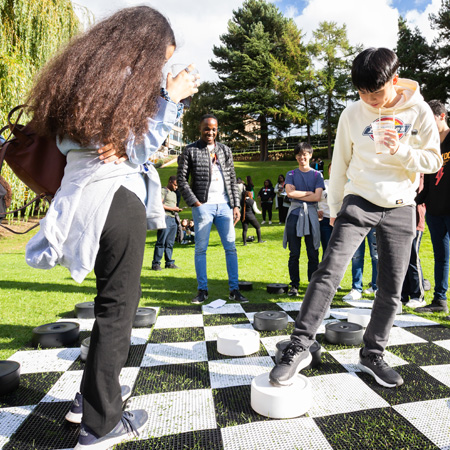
top-left (363, 286), bottom-right (377, 295)
top-left (342, 289), bottom-right (362, 301)
top-left (405, 298), bottom-right (426, 308)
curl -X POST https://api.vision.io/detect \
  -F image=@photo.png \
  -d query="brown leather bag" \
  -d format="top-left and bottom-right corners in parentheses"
top-left (0, 105), bottom-right (67, 233)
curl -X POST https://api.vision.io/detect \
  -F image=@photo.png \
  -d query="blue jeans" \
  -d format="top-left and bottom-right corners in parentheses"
top-left (292, 195), bottom-right (415, 355)
top-left (152, 215), bottom-right (177, 266)
top-left (401, 230), bottom-right (424, 301)
top-left (426, 212), bottom-right (450, 300)
top-left (192, 203), bottom-right (239, 291)
top-left (286, 214), bottom-right (319, 287)
top-left (352, 228), bottom-right (378, 291)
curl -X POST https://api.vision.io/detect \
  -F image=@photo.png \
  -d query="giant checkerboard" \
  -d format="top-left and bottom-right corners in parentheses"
top-left (2, 299), bottom-right (450, 450)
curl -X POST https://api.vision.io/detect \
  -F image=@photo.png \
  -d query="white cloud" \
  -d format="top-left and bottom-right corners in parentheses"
top-left (291, 0), bottom-right (400, 50)
top-left (404, 0), bottom-right (441, 43)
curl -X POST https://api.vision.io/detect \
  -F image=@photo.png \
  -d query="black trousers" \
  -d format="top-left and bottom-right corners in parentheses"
top-left (261, 201), bottom-right (273, 221)
top-left (80, 186), bottom-right (147, 437)
top-left (242, 214), bottom-right (261, 242)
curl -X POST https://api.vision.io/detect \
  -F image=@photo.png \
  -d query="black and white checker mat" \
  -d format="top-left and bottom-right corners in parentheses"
top-left (2, 300), bottom-right (450, 450)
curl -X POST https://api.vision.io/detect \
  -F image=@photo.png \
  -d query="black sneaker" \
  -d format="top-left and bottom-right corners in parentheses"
top-left (151, 264), bottom-right (162, 271)
top-left (229, 289), bottom-right (248, 303)
top-left (75, 410), bottom-right (148, 449)
top-left (65, 386), bottom-right (132, 424)
top-left (358, 349), bottom-right (403, 388)
top-left (192, 290), bottom-right (208, 304)
top-left (269, 341), bottom-right (312, 386)
top-left (415, 299), bottom-right (448, 313)
top-left (288, 286), bottom-right (298, 297)
top-left (165, 263), bottom-right (180, 269)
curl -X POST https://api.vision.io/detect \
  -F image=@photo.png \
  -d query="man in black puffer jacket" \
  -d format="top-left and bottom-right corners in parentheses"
top-left (177, 114), bottom-right (247, 304)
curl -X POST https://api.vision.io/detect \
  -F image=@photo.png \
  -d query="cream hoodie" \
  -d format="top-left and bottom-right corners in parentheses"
top-left (328, 78), bottom-right (442, 218)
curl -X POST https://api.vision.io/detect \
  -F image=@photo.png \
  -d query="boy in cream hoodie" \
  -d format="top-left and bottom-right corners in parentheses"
top-left (270, 48), bottom-right (442, 388)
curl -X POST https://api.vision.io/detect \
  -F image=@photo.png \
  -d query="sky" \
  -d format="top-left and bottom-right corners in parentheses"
top-left (72, 0), bottom-right (442, 82)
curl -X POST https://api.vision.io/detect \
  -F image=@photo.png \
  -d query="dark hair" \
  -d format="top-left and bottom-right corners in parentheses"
top-left (263, 179), bottom-right (273, 188)
top-left (278, 174), bottom-right (285, 182)
top-left (428, 100), bottom-right (448, 119)
top-left (294, 142), bottom-right (313, 156)
top-left (200, 114), bottom-right (218, 124)
top-left (246, 175), bottom-right (254, 188)
top-left (27, 6), bottom-right (175, 150)
top-left (351, 48), bottom-right (399, 93)
top-left (168, 175), bottom-right (177, 183)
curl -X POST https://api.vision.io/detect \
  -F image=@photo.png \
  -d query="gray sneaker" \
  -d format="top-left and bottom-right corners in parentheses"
top-left (65, 386), bottom-right (132, 424)
top-left (357, 349), bottom-right (403, 388)
top-left (415, 299), bottom-right (449, 313)
top-left (75, 409), bottom-right (148, 449)
top-left (269, 341), bottom-right (312, 386)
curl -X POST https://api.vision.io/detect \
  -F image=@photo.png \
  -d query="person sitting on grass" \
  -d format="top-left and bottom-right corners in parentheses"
top-left (269, 47), bottom-right (442, 390)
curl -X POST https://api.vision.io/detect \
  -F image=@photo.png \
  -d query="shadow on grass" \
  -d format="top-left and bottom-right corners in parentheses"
top-left (0, 324), bottom-right (35, 354)
top-left (0, 280), bottom-right (97, 295)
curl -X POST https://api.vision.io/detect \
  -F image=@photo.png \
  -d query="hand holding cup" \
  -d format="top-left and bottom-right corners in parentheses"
top-left (165, 63), bottom-right (199, 105)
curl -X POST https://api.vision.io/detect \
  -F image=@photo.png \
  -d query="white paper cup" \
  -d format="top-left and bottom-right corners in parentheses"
top-left (372, 119), bottom-right (395, 154)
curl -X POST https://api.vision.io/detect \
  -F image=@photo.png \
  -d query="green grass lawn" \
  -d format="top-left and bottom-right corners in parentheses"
top-left (0, 160), bottom-right (448, 360)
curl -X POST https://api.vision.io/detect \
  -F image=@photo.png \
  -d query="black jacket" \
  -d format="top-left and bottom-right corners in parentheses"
top-left (177, 139), bottom-right (240, 208)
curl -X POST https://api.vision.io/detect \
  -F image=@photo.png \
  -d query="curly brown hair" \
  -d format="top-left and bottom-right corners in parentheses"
top-left (27, 6), bottom-right (175, 150)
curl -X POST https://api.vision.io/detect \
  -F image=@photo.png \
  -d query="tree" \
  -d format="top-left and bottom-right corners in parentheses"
top-left (429, 0), bottom-right (450, 104)
top-left (0, 0), bottom-right (80, 212)
top-left (395, 17), bottom-right (446, 103)
top-left (268, 20), bottom-right (319, 143)
top-left (311, 22), bottom-right (360, 159)
top-left (210, 0), bottom-right (294, 161)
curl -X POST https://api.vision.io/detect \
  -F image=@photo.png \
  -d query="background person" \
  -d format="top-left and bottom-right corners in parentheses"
top-left (274, 174), bottom-right (288, 224)
top-left (283, 142), bottom-right (324, 297)
top-left (152, 175), bottom-right (182, 270)
top-left (241, 190), bottom-right (265, 245)
top-left (24, 6), bottom-right (198, 448)
top-left (177, 114), bottom-right (247, 304)
top-left (257, 179), bottom-right (275, 224)
top-left (415, 99), bottom-right (450, 313)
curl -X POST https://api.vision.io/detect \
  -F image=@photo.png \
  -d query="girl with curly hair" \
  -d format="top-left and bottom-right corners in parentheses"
top-left (25, 6), bottom-right (198, 448)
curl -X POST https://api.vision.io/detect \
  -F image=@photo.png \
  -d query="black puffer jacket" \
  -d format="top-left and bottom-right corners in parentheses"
top-left (177, 139), bottom-right (240, 208)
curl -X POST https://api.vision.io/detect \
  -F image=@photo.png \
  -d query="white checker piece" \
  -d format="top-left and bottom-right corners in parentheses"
top-left (343, 299), bottom-right (374, 309)
top-left (202, 303), bottom-right (245, 315)
top-left (154, 314), bottom-right (203, 329)
top-left (393, 314), bottom-right (440, 328)
top-left (0, 406), bottom-right (35, 449)
top-left (421, 364), bottom-right (450, 389)
top-left (141, 342), bottom-right (208, 367)
top-left (244, 312), bottom-right (294, 324)
top-left (204, 323), bottom-right (254, 342)
top-left (394, 398), bottom-right (450, 450)
top-left (130, 328), bottom-right (152, 345)
top-left (260, 335), bottom-right (293, 357)
top-left (277, 301), bottom-right (302, 312)
top-left (328, 348), bottom-right (408, 373)
top-left (125, 389), bottom-right (216, 439)
top-left (308, 373), bottom-right (389, 417)
top-left (221, 418), bottom-right (333, 450)
top-left (434, 339), bottom-right (450, 352)
top-left (8, 348), bottom-right (80, 374)
top-left (208, 356), bottom-right (274, 389)
top-left (386, 327), bottom-right (428, 347)
top-left (57, 318), bottom-right (94, 331)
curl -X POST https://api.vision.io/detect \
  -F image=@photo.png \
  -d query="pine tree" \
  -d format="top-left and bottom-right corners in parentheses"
top-left (210, 0), bottom-right (294, 161)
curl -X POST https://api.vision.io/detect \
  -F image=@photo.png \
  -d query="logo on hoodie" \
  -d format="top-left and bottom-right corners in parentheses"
top-left (363, 117), bottom-right (411, 141)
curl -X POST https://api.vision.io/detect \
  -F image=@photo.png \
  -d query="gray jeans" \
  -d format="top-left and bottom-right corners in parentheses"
top-left (292, 194), bottom-right (415, 355)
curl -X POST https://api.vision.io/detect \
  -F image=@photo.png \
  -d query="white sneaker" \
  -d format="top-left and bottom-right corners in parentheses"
top-left (405, 298), bottom-right (426, 308)
top-left (363, 287), bottom-right (377, 295)
top-left (269, 221), bottom-right (272, 225)
top-left (342, 289), bottom-right (362, 301)
top-left (261, 221), bottom-right (266, 225)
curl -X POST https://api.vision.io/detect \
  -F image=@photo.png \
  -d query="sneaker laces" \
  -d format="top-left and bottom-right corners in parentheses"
top-left (280, 342), bottom-right (306, 365)
top-left (121, 411), bottom-right (139, 437)
top-left (366, 352), bottom-right (387, 367)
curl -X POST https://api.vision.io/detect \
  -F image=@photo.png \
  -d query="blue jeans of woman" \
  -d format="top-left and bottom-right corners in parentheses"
top-left (426, 212), bottom-right (450, 300)
top-left (192, 202), bottom-right (239, 292)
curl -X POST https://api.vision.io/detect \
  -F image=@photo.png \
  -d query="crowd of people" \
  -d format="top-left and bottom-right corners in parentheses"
top-left (17, 4), bottom-right (449, 447)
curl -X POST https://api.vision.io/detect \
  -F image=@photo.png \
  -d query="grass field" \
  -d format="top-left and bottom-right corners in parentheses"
top-left (0, 160), bottom-right (448, 360)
